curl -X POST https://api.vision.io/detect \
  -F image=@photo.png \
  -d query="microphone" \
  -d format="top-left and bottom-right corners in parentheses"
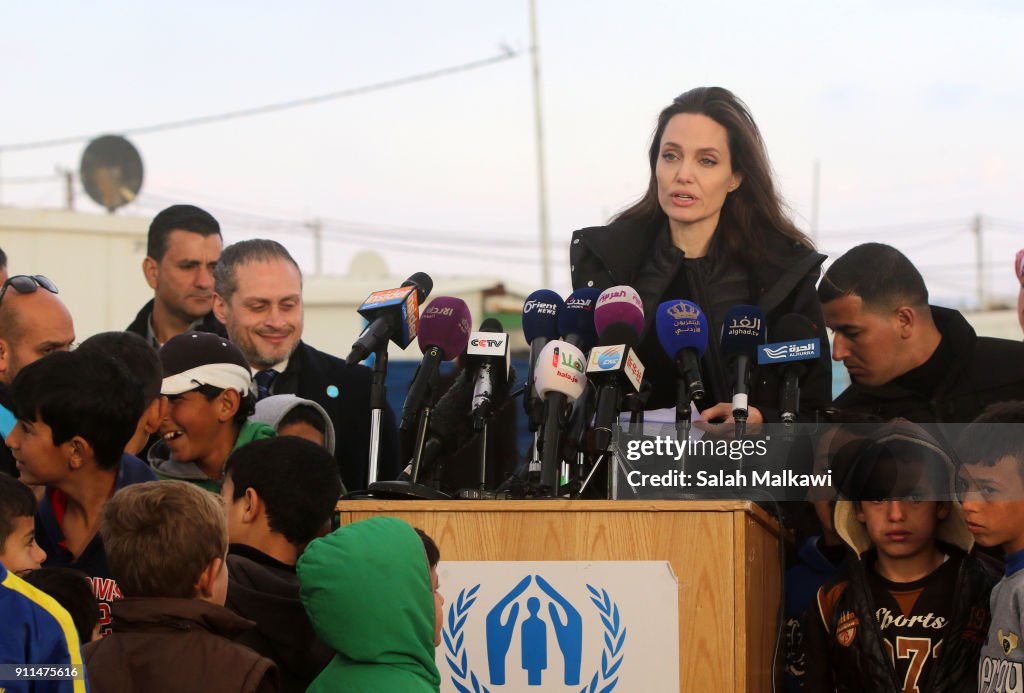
top-left (587, 286), bottom-right (646, 451)
top-left (521, 290), bottom-right (564, 432)
top-left (721, 304), bottom-right (767, 426)
top-left (534, 340), bottom-right (588, 493)
top-left (655, 300), bottom-right (709, 422)
top-left (557, 288), bottom-right (601, 352)
top-left (466, 318), bottom-right (510, 430)
top-left (757, 313), bottom-right (820, 424)
top-left (346, 272), bottom-right (433, 365)
top-left (395, 362), bottom-right (521, 482)
top-left (400, 297), bottom-right (472, 431)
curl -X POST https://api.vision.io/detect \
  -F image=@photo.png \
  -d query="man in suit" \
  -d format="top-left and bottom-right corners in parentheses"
top-left (212, 239), bottom-right (399, 491)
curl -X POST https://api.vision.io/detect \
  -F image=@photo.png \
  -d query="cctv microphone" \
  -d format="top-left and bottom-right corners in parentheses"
top-left (521, 290), bottom-right (564, 432)
top-left (400, 297), bottom-right (472, 431)
top-left (757, 313), bottom-right (820, 424)
top-left (721, 304), bottom-right (767, 433)
top-left (466, 318), bottom-right (510, 430)
top-left (346, 272), bottom-right (433, 365)
top-left (534, 340), bottom-right (588, 493)
top-left (655, 300), bottom-right (709, 423)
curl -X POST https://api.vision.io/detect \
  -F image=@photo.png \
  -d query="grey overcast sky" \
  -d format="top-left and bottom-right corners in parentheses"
top-left (2, 1), bottom-right (1022, 304)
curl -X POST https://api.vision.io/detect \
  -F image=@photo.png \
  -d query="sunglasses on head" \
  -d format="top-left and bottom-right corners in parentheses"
top-left (0, 275), bottom-right (59, 305)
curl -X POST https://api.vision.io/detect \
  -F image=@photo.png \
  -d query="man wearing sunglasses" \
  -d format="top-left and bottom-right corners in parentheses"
top-left (0, 274), bottom-right (76, 476)
top-left (127, 204), bottom-right (227, 348)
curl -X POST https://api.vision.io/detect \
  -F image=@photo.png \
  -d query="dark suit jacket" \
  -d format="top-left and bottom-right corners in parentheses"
top-left (271, 341), bottom-right (400, 491)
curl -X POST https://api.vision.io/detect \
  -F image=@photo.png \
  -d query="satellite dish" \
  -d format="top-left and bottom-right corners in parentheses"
top-left (79, 135), bottom-right (144, 213)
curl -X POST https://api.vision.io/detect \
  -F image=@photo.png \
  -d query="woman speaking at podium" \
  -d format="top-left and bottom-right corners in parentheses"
top-left (570, 87), bottom-right (830, 423)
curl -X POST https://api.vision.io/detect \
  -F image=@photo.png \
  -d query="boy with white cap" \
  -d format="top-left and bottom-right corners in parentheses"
top-left (149, 332), bottom-right (274, 491)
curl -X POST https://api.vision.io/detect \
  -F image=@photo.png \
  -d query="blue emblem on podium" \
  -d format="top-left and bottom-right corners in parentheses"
top-left (443, 575), bottom-right (626, 692)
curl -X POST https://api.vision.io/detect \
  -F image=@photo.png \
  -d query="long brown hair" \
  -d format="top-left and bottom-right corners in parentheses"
top-left (615, 87), bottom-right (813, 265)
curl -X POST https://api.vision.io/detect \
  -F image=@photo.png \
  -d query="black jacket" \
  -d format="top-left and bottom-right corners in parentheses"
top-left (805, 546), bottom-right (998, 693)
top-left (832, 306), bottom-right (1024, 422)
top-left (126, 298), bottom-right (227, 347)
top-left (270, 341), bottom-right (400, 491)
top-left (226, 544), bottom-right (332, 693)
top-left (570, 217), bottom-right (831, 418)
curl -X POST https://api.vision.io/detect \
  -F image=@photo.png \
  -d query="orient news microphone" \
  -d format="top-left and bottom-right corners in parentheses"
top-left (588, 286), bottom-right (646, 451)
top-left (521, 290), bottom-right (564, 431)
top-left (465, 317), bottom-right (511, 430)
top-left (534, 340), bottom-right (588, 493)
top-left (557, 288), bottom-right (600, 352)
top-left (655, 300), bottom-right (709, 420)
top-left (400, 297), bottom-right (472, 431)
top-left (757, 313), bottom-right (820, 424)
top-left (721, 304), bottom-right (767, 426)
top-left (346, 272), bottom-right (433, 365)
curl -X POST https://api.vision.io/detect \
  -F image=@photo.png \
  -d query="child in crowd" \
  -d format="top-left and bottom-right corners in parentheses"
top-left (299, 516), bottom-right (442, 692)
top-left (784, 421), bottom-right (869, 691)
top-left (6, 349), bottom-right (155, 634)
top-left (958, 401), bottom-right (1024, 692)
top-left (416, 527), bottom-right (444, 648)
top-left (252, 394), bottom-right (335, 453)
top-left (84, 480), bottom-right (277, 693)
top-left (1, 564), bottom-right (88, 692)
top-left (222, 437), bottom-right (341, 693)
top-left (78, 330), bottom-right (166, 458)
top-left (150, 332), bottom-right (274, 491)
top-left (23, 567), bottom-right (101, 644)
top-left (804, 420), bottom-right (999, 692)
top-left (0, 471), bottom-right (46, 575)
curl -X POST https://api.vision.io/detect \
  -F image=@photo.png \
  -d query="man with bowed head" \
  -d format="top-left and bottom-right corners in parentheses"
top-left (820, 242), bottom-right (1024, 422)
top-left (212, 239), bottom-right (400, 491)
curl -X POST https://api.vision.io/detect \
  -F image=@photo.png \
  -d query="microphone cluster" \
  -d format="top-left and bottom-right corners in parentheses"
top-left (347, 272), bottom-right (821, 499)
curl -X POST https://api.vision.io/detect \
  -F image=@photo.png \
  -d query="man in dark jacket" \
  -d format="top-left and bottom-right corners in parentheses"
top-left (127, 204), bottom-right (226, 348)
top-left (820, 243), bottom-right (1024, 422)
top-left (212, 239), bottom-right (400, 491)
top-left (221, 437), bottom-right (340, 693)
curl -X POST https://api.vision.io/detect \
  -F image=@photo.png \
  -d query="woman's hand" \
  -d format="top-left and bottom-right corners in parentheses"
top-left (695, 403), bottom-right (764, 438)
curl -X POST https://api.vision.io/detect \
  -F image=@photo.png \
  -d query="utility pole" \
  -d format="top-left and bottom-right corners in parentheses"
top-left (529, 0), bottom-right (551, 287)
top-left (973, 213), bottom-right (984, 309)
top-left (61, 167), bottom-right (74, 210)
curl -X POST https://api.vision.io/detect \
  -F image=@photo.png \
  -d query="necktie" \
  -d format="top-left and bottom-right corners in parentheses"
top-left (254, 369), bottom-right (278, 401)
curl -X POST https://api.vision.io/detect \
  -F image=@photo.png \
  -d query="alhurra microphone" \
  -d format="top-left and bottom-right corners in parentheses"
top-left (655, 300), bottom-right (709, 415)
top-left (399, 297), bottom-right (471, 431)
top-left (466, 317), bottom-right (510, 430)
top-left (757, 313), bottom-right (820, 424)
top-left (534, 340), bottom-right (587, 492)
top-left (721, 304), bottom-right (767, 426)
top-left (557, 288), bottom-right (600, 352)
top-left (521, 290), bottom-right (564, 431)
top-left (346, 272), bottom-right (433, 365)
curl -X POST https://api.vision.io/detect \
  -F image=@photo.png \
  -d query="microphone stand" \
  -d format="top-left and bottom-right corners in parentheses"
top-left (368, 357), bottom-right (449, 500)
top-left (367, 346), bottom-right (389, 486)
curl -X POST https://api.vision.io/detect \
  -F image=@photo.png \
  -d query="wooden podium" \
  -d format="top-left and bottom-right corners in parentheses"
top-left (336, 499), bottom-right (782, 692)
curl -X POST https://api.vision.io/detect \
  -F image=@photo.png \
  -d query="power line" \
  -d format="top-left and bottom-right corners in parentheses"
top-left (0, 48), bottom-right (519, 153)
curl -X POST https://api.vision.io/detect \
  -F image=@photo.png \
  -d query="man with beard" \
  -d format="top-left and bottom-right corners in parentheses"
top-left (127, 204), bottom-right (226, 348)
top-left (212, 239), bottom-right (399, 491)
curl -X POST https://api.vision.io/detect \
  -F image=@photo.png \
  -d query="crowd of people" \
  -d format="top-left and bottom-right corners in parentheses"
top-left (3, 85), bottom-right (1024, 692)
